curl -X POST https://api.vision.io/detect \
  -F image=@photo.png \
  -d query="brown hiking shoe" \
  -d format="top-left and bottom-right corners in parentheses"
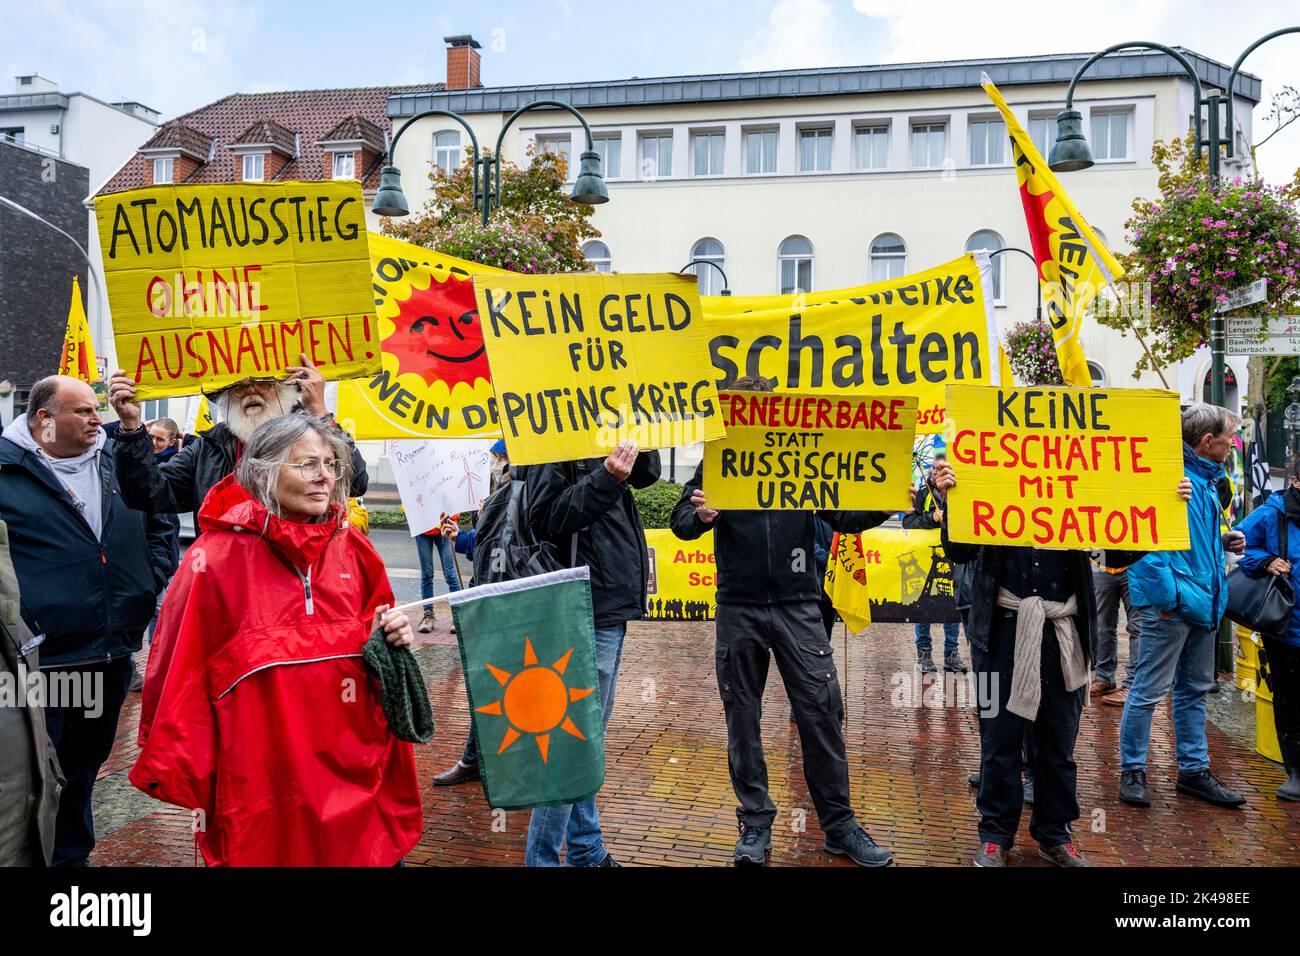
top-left (1090, 679), bottom-right (1116, 696)
top-left (1102, 687), bottom-right (1129, 707)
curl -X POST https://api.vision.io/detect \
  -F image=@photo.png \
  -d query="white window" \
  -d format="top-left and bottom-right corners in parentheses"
top-left (583, 240), bottom-right (611, 273)
top-left (1087, 362), bottom-right (1108, 387)
top-left (869, 233), bottom-right (907, 283)
top-left (1029, 114), bottom-right (1058, 159)
top-left (744, 128), bottom-right (778, 174)
top-left (152, 157), bottom-right (173, 184)
top-left (433, 130), bottom-right (461, 174)
top-left (0, 127), bottom-right (24, 144)
top-left (965, 229), bottom-right (1005, 302)
top-left (968, 118), bottom-right (1006, 166)
top-left (593, 135), bottom-right (621, 180)
top-left (691, 131), bottom-right (725, 176)
top-left (778, 235), bottom-right (814, 295)
top-left (799, 127), bottom-right (832, 172)
top-left (639, 133), bottom-right (672, 178)
top-left (332, 151), bottom-right (355, 179)
top-left (690, 238), bottom-right (726, 296)
top-left (1090, 110), bottom-right (1129, 160)
top-left (853, 125), bottom-right (888, 170)
top-left (910, 122), bottom-right (947, 168)
top-left (241, 153), bottom-right (265, 181)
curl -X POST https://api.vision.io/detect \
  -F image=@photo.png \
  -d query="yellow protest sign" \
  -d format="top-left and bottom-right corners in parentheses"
top-left (472, 272), bottom-right (724, 464)
top-left (945, 385), bottom-right (1188, 550)
top-left (703, 390), bottom-right (916, 510)
top-left (857, 527), bottom-right (960, 623)
top-left (94, 182), bottom-right (378, 399)
top-left (703, 254), bottom-right (999, 434)
top-left (337, 234), bottom-right (509, 439)
top-left (644, 529), bottom-right (715, 620)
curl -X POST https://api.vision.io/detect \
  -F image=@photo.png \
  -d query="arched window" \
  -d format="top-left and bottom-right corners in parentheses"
top-left (433, 130), bottom-right (461, 174)
top-left (778, 235), bottom-right (814, 294)
top-left (965, 229), bottom-right (1005, 301)
top-left (869, 233), bottom-right (907, 283)
top-left (690, 238), bottom-right (726, 296)
top-left (583, 240), bottom-right (611, 273)
top-left (1087, 361), bottom-right (1108, 387)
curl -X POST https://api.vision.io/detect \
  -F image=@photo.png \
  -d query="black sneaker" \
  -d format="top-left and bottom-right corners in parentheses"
top-left (967, 771), bottom-right (981, 788)
top-left (1176, 769), bottom-right (1246, 808)
top-left (1119, 769), bottom-right (1151, 806)
top-left (824, 826), bottom-right (893, 867)
top-left (944, 651), bottom-right (968, 673)
top-left (973, 841), bottom-right (1007, 867)
top-left (734, 824), bottom-right (771, 865)
top-left (916, 651), bottom-right (937, 674)
top-left (594, 853), bottom-right (621, 867)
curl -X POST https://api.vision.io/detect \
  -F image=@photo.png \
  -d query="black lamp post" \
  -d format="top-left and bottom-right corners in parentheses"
top-left (679, 258), bottom-right (731, 296)
top-left (1049, 34), bottom-right (1300, 410)
top-left (373, 100), bottom-right (609, 224)
top-left (987, 246), bottom-right (1040, 324)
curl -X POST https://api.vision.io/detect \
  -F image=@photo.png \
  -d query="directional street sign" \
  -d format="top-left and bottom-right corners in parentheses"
top-left (1226, 315), bottom-right (1300, 356)
top-left (1216, 278), bottom-right (1268, 314)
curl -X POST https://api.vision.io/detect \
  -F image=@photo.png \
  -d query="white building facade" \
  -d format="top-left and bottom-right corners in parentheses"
top-left (387, 47), bottom-right (1262, 458)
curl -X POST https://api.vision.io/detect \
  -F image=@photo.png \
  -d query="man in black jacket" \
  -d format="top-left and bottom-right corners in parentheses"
top-left (671, 377), bottom-right (897, 867)
top-left (106, 356), bottom-right (368, 522)
top-left (0, 376), bottom-right (175, 866)
top-left (933, 458), bottom-right (1190, 867)
top-left (522, 441), bottom-right (660, 867)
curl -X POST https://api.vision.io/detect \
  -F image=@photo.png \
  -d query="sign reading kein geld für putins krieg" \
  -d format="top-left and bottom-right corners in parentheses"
top-left (93, 181), bottom-right (381, 399)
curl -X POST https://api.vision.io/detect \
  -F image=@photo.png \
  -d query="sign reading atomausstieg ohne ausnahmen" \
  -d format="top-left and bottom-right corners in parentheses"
top-left (94, 182), bottom-right (380, 399)
top-left (471, 271), bottom-right (725, 465)
top-left (703, 390), bottom-right (917, 510)
top-left (945, 385), bottom-right (1189, 550)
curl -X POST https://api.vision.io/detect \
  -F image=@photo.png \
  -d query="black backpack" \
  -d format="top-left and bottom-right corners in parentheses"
top-left (471, 468), bottom-right (573, 585)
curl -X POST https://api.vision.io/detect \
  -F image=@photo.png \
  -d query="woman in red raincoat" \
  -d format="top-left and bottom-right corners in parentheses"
top-left (131, 415), bottom-right (423, 866)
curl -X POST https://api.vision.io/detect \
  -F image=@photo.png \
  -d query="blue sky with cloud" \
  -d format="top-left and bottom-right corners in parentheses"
top-left (10, 0), bottom-right (1300, 181)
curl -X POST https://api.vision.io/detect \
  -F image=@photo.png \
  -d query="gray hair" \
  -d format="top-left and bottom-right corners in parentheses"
top-left (235, 414), bottom-right (353, 518)
top-left (28, 376), bottom-right (65, 416)
top-left (1181, 402), bottom-right (1239, 447)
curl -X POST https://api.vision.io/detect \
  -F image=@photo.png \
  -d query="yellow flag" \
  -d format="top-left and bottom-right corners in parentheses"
top-left (58, 277), bottom-right (97, 384)
top-left (189, 396), bottom-right (216, 435)
top-left (982, 76), bottom-right (1122, 387)
top-left (823, 532), bottom-right (872, 634)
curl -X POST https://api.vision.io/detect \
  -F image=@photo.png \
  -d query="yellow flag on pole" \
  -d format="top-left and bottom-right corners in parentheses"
top-left (58, 277), bottom-right (97, 385)
top-left (982, 76), bottom-right (1122, 387)
top-left (823, 532), bottom-right (872, 634)
top-left (188, 396), bottom-right (216, 435)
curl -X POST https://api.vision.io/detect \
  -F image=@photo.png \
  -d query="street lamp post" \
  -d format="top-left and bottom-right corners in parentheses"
top-left (1049, 34), bottom-right (1300, 411)
top-left (679, 258), bottom-right (731, 296)
top-left (987, 246), bottom-right (1041, 324)
top-left (373, 101), bottom-right (608, 223)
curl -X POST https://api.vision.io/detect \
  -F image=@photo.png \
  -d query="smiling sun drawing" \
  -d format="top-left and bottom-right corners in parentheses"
top-left (476, 637), bottom-right (595, 763)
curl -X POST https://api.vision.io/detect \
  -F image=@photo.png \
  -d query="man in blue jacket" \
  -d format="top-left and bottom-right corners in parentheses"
top-left (1120, 403), bottom-right (1247, 808)
top-left (0, 376), bottom-right (176, 865)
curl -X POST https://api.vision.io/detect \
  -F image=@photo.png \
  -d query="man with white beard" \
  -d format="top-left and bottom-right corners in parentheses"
top-left (107, 354), bottom-right (369, 526)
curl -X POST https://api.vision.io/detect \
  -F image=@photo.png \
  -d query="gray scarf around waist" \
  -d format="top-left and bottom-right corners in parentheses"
top-left (994, 588), bottom-right (1090, 720)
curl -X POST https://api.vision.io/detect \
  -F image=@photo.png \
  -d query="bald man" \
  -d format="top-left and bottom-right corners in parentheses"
top-left (0, 375), bottom-right (175, 866)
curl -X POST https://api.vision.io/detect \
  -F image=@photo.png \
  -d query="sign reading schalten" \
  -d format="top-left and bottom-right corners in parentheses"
top-left (472, 272), bottom-right (724, 464)
top-left (337, 234), bottom-right (508, 440)
top-left (703, 254), bottom-right (998, 434)
top-left (704, 390), bottom-right (916, 510)
top-left (945, 386), bottom-right (1188, 550)
top-left (94, 182), bottom-right (378, 399)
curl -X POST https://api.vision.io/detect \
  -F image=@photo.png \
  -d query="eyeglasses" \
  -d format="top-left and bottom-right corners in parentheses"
top-left (284, 458), bottom-right (345, 481)
top-left (226, 378), bottom-right (281, 397)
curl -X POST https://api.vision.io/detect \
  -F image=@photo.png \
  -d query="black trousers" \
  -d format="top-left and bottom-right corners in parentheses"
top-left (42, 655), bottom-right (134, 867)
top-left (1262, 636), bottom-right (1300, 770)
top-left (715, 601), bottom-right (855, 840)
top-left (972, 614), bottom-right (1083, 850)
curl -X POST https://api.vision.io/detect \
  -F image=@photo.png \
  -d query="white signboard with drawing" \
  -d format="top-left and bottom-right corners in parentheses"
top-left (386, 439), bottom-right (495, 536)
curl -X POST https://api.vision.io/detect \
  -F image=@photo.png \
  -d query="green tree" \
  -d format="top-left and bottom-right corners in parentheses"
top-left (380, 147), bottom-right (601, 273)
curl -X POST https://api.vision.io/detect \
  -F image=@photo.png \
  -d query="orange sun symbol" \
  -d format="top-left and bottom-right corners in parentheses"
top-left (475, 636), bottom-right (595, 763)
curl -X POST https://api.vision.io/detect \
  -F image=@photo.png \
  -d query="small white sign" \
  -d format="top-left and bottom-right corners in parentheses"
top-left (1226, 315), bottom-right (1300, 356)
top-left (386, 439), bottom-right (495, 536)
top-left (1216, 278), bottom-right (1268, 313)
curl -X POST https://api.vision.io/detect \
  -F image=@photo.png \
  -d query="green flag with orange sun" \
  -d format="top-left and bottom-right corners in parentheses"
top-left (448, 567), bottom-right (604, 810)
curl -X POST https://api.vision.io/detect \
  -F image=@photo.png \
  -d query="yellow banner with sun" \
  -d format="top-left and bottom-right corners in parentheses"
top-left (336, 233), bottom-right (509, 440)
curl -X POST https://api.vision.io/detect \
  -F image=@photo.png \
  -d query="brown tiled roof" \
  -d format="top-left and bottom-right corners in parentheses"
top-left (138, 120), bottom-right (213, 160)
top-left (233, 118), bottom-right (297, 156)
top-left (319, 114), bottom-right (387, 154)
top-left (99, 83), bottom-right (441, 194)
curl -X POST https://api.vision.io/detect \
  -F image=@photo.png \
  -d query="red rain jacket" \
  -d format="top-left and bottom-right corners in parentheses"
top-left (130, 474), bottom-right (422, 866)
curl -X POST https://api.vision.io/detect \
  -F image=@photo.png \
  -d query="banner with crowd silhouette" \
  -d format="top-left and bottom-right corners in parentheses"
top-left (644, 529), bottom-right (715, 621)
top-left (847, 526), bottom-right (960, 624)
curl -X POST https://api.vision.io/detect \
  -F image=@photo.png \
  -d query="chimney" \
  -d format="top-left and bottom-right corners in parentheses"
top-left (444, 35), bottom-right (482, 90)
